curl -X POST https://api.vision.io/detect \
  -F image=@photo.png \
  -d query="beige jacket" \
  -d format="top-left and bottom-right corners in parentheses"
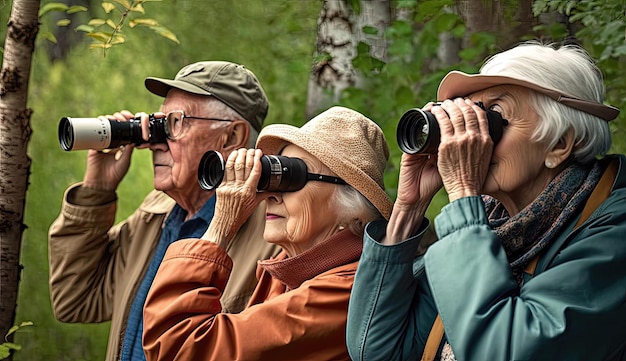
top-left (48, 184), bottom-right (279, 361)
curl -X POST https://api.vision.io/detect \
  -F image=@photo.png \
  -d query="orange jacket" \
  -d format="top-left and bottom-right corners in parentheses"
top-left (143, 230), bottom-right (361, 361)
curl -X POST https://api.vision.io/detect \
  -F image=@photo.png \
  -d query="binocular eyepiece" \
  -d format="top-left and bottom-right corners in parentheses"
top-left (396, 102), bottom-right (508, 154)
top-left (58, 115), bottom-right (167, 151)
top-left (198, 150), bottom-right (314, 192)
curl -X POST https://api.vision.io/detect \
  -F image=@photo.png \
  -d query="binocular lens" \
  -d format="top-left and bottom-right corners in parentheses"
top-left (197, 150), bottom-right (308, 192)
top-left (57, 115), bottom-right (167, 151)
top-left (396, 103), bottom-right (507, 154)
top-left (396, 109), bottom-right (440, 154)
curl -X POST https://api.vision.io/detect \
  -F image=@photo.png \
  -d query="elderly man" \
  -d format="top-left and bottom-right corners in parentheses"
top-left (48, 61), bottom-right (279, 361)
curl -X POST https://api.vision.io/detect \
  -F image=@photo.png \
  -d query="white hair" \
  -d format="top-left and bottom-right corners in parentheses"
top-left (201, 96), bottom-right (259, 147)
top-left (480, 41), bottom-right (612, 163)
top-left (333, 184), bottom-right (382, 237)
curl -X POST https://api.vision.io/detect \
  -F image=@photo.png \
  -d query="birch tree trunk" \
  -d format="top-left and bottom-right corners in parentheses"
top-left (306, 0), bottom-right (390, 118)
top-left (0, 0), bottom-right (40, 347)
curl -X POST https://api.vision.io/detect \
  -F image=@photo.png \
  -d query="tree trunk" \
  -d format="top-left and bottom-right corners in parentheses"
top-left (0, 0), bottom-right (40, 353)
top-left (457, 0), bottom-right (535, 53)
top-left (306, 0), bottom-right (390, 118)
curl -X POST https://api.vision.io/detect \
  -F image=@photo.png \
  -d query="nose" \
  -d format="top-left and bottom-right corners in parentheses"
top-left (266, 192), bottom-right (283, 204)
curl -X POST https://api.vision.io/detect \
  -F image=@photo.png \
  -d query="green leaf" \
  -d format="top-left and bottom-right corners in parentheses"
top-left (0, 343), bottom-right (20, 351)
top-left (38, 31), bottom-right (57, 43)
top-left (88, 18), bottom-right (107, 26)
top-left (0, 345), bottom-right (10, 359)
top-left (75, 24), bottom-right (95, 33)
top-left (87, 31), bottom-right (113, 42)
top-left (130, 3), bottom-right (146, 14)
top-left (56, 19), bottom-right (71, 27)
top-left (113, 0), bottom-right (132, 10)
top-left (89, 43), bottom-right (113, 49)
top-left (434, 13), bottom-right (458, 33)
top-left (38, 2), bottom-right (69, 17)
top-left (362, 25), bottom-right (378, 35)
top-left (67, 5), bottom-right (88, 14)
top-left (150, 26), bottom-right (180, 44)
top-left (129, 18), bottom-right (159, 28)
top-left (102, 2), bottom-right (116, 14)
top-left (106, 19), bottom-right (118, 29)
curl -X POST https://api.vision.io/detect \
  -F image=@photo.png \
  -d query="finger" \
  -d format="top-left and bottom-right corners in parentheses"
top-left (431, 103), bottom-right (453, 137)
top-left (224, 150), bottom-right (238, 184)
top-left (448, 98), bottom-right (469, 134)
top-left (461, 99), bottom-right (481, 133)
top-left (234, 148), bottom-right (247, 181)
top-left (467, 99), bottom-right (490, 138)
top-left (118, 110), bottom-right (135, 120)
top-left (244, 148), bottom-right (256, 179)
top-left (133, 112), bottom-right (151, 142)
top-left (114, 144), bottom-right (134, 162)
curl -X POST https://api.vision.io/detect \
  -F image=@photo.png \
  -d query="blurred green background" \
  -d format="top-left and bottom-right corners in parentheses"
top-left (5, 1), bottom-right (320, 360)
top-left (1, 0), bottom-right (624, 360)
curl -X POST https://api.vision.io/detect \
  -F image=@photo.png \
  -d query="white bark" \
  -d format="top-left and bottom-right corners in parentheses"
top-left (0, 0), bottom-right (40, 346)
top-left (306, 0), bottom-right (390, 118)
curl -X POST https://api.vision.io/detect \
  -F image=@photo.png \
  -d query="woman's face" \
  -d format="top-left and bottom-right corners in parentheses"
top-left (263, 145), bottom-right (344, 256)
top-left (469, 85), bottom-right (555, 213)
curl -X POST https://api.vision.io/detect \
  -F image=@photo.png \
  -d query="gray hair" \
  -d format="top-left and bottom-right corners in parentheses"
top-left (480, 41), bottom-right (612, 163)
top-left (201, 96), bottom-right (260, 147)
top-left (333, 184), bottom-right (382, 237)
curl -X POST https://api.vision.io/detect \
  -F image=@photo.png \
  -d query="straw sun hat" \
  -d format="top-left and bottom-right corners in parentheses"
top-left (256, 106), bottom-right (393, 219)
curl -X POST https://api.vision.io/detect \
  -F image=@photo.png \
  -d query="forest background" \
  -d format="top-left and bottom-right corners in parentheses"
top-left (0, 0), bottom-right (625, 360)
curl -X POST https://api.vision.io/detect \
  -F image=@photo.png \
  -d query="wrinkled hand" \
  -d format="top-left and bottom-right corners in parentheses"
top-left (383, 102), bottom-right (443, 245)
top-left (384, 152), bottom-right (442, 245)
top-left (434, 98), bottom-right (493, 202)
top-left (82, 110), bottom-right (137, 191)
top-left (203, 148), bottom-right (270, 248)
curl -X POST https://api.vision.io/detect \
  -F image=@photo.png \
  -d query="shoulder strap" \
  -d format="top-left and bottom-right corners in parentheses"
top-left (421, 314), bottom-right (444, 361)
top-left (422, 159), bottom-right (618, 359)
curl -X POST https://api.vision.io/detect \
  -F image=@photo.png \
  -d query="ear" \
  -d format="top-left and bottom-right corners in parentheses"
top-left (545, 129), bottom-right (575, 168)
top-left (221, 120), bottom-right (250, 153)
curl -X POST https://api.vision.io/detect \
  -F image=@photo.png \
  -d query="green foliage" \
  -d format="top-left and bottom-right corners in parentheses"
top-left (0, 322), bottom-right (33, 360)
top-left (38, 0), bottom-right (179, 54)
top-left (532, 0), bottom-right (626, 155)
top-left (339, 1), bottom-right (472, 216)
top-left (7, 1), bottom-right (320, 360)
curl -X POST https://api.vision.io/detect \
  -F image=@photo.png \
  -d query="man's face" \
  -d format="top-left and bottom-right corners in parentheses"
top-left (150, 89), bottom-right (231, 200)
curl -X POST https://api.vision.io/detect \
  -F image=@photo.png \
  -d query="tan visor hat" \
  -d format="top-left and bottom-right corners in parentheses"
top-left (437, 71), bottom-right (620, 121)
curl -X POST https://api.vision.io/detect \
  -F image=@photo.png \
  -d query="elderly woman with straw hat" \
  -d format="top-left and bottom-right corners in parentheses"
top-left (347, 41), bottom-right (626, 361)
top-left (142, 106), bottom-right (392, 361)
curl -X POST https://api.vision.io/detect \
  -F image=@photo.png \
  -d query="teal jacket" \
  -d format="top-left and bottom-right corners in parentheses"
top-left (347, 155), bottom-right (626, 361)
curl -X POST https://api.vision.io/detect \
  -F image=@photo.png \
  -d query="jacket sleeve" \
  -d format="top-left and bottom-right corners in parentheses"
top-left (48, 184), bottom-right (133, 323)
top-left (347, 220), bottom-right (437, 361)
top-left (143, 238), bottom-right (354, 361)
top-left (426, 195), bottom-right (626, 361)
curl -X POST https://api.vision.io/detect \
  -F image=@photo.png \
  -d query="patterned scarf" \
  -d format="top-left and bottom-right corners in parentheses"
top-left (439, 160), bottom-right (604, 361)
top-left (484, 160), bottom-right (603, 283)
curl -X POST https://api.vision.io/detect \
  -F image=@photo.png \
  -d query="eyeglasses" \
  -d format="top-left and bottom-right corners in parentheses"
top-left (164, 110), bottom-right (233, 140)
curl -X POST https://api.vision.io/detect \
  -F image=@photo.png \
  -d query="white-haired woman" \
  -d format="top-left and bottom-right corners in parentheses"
top-left (143, 106), bottom-right (393, 360)
top-left (347, 41), bottom-right (626, 361)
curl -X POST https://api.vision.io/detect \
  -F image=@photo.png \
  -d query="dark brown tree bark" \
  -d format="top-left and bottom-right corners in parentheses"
top-left (457, 0), bottom-right (536, 53)
top-left (0, 0), bottom-right (40, 356)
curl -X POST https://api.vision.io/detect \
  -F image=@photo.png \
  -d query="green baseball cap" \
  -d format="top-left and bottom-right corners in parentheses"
top-left (145, 61), bottom-right (268, 131)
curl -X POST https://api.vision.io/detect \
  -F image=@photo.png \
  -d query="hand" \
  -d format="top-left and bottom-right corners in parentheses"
top-left (433, 98), bottom-right (493, 202)
top-left (202, 148), bottom-right (270, 248)
top-left (82, 110), bottom-right (137, 191)
top-left (136, 111), bottom-right (166, 150)
top-left (384, 152), bottom-right (442, 245)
